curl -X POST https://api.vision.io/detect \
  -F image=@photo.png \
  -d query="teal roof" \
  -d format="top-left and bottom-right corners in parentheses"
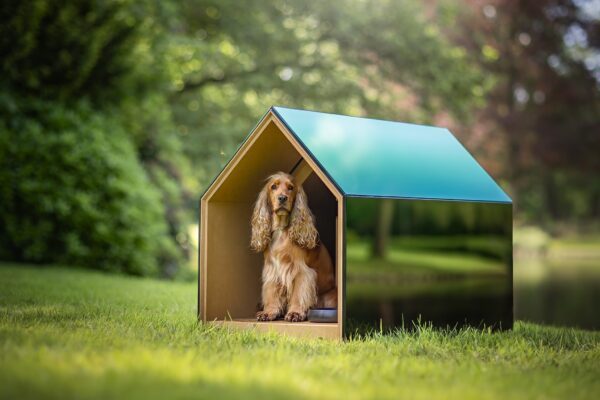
top-left (272, 107), bottom-right (511, 203)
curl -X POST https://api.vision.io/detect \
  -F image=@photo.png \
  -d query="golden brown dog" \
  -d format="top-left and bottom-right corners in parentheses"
top-left (251, 172), bottom-right (337, 322)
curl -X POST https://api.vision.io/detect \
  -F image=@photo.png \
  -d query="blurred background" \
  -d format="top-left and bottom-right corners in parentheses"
top-left (0, 0), bottom-right (598, 329)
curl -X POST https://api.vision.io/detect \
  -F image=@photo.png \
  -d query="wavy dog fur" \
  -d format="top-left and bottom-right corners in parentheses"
top-left (251, 172), bottom-right (337, 322)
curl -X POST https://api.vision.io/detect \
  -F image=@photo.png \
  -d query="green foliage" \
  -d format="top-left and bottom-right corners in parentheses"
top-left (119, 94), bottom-right (195, 273)
top-left (444, 0), bottom-right (600, 226)
top-left (1, 0), bottom-right (594, 276)
top-left (1, 264), bottom-right (599, 399)
top-left (0, 99), bottom-right (179, 276)
top-left (347, 199), bottom-right (510, 236)
top-left (0, 0), bottom-right (193, 276)
top-left (0, 0), bottom-right (174, 104)
top-left (165, 0), bottom-right (488, 190)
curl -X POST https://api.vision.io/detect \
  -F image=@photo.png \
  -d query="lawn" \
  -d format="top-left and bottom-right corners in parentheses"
top-left (1, 263), bottom-right (599, 400)
top-left (346, 240), bottom-right (506, 279)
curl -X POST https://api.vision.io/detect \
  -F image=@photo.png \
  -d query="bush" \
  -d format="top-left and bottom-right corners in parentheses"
top-left (0, 98), bottom-right (180, 276)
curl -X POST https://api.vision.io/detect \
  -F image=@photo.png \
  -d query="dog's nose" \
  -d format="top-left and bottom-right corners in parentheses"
top-left (278, 195), bottom-right (288, 204)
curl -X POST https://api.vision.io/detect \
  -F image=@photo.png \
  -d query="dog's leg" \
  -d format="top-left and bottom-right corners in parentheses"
top-left (257, 260), bottom-right (285, 321)
top-left (256, 279), bottom-right (285, 321)
top-left (317, 287), bottom-right (338, 308)
top-left (285, 264), bottom-right (317, 322)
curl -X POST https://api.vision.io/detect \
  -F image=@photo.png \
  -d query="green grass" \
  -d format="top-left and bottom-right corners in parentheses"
top-left (346, 241), bottom-right (505, 278)
top-left (1, 263), bottom-right (599, 400)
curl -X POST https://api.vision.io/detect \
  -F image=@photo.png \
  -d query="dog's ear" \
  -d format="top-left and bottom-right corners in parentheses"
top-left (288, 185), bottom-right (318, 249)
top-left (250, 184), bottom-right (272, 252)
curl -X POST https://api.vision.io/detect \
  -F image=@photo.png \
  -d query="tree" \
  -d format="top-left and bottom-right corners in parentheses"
top-left (373, 199), bottom-right (395, 259)
top-left (0, 0), bottom-right (192, 276)
top-left (163, 0), bottom-right (488, 190)
top-left (445, 0), bottom-right (600, 227)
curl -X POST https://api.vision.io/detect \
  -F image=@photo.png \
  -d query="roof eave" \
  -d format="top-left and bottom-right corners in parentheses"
top-left (201, 108), bottom-right (344, 203)
top-left (271, 106), bottom-right (346, 197)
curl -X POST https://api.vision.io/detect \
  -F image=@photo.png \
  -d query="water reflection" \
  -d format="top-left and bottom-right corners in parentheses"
top-left (514, 258), bottom-right (600, 330)
top-left (345, 197), bottom-right (513, 333)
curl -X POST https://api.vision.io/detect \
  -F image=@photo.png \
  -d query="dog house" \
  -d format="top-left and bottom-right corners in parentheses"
top-left (199, 107), bottom-right (513, 340)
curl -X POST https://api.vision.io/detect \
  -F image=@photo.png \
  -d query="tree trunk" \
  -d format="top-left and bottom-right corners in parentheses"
top-left (372, 199), bottom-right (395, 259)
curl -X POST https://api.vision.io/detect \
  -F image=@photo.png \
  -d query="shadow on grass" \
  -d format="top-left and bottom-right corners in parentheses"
top-left (1, 366), bottom-right (309, 400)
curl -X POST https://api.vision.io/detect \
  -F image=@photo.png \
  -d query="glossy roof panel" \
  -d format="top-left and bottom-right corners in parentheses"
top-left (272, 107), bottom-right (511, 203)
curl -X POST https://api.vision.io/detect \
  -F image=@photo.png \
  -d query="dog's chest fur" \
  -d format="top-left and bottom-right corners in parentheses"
top-left (263, 229), bottom-right (304, 293)
top-left (268, 230), bottom-right (296, 269)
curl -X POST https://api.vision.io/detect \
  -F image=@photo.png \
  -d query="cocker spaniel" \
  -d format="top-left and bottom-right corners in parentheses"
top-left (251, 172), bottom-right (337, 322)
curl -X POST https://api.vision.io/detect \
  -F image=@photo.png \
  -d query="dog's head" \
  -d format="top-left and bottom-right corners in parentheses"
top-left (267, 171), bottom-right (297, 215)
top-left (250, 172), bottom-right (318, 252)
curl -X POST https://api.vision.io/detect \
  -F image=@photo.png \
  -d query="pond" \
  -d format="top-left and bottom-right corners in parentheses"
top-left (514, 257), bottom-right (600, 331)
top-left (345, 257), bottom-right (600, 332)
top-left (343, 233), bottom-right (600, 332)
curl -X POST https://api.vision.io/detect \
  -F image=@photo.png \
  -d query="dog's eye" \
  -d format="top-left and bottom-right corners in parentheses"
top-left (271, 184), bottom-right (277, 190)
top-left (288, 185), bottom-right (294, 191)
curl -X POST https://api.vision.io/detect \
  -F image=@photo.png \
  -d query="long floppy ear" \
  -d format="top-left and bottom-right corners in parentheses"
top-left (288, 185), bottom-right (318, 249)
top-left (250, 185), bottom-right (272, 252)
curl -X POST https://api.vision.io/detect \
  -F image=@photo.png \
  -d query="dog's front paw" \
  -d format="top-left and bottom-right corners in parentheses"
top-left (256, 311), bottom-right (279, 321)
top-left (284, 311), bottom-right (306, 322)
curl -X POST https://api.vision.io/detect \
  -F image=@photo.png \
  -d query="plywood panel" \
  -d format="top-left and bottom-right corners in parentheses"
top-left (200, 111), bottom-right (345, 339)
top-left (303, 174), bottom-right (337, 270)
top-left (270, 116), bottom-right (346, 337)
top-left (214, 319), bottom-right (340, 340)
top-left (291, 159), bottom-right (313, 184)
top-left (205, 187), bottom-right (337, 321)
top-left (337, 199), bottom-right (344, 336)
top-left (198, 199), bottom-right (207, 319)
top-left (211, 122), bottom-right (301, 202)
top-left (205, 201), bottom-right (263, 320)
